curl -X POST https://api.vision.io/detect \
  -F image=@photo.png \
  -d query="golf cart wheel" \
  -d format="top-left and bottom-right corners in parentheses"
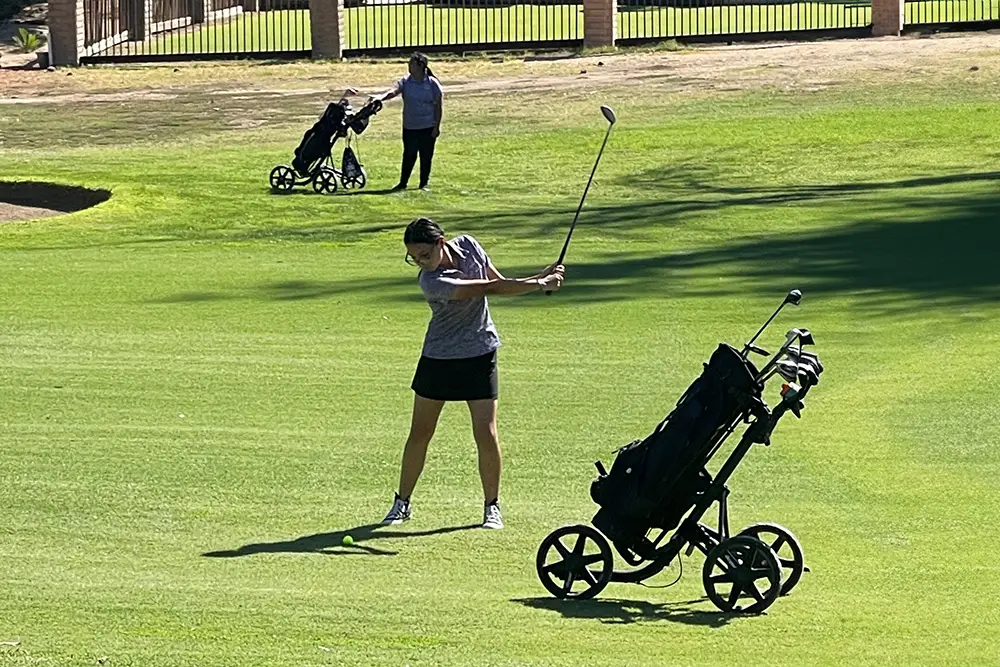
top-left (313, 168), bottom-right (339, 195)
top-left (702, 535), bottom-right (782, 614)
top-left (536, 524), bottom-right (613, 600)
top-left (340, 167), bottom-right (367, 190)
top-left (738, 522), bottom-right (805, 596)
top-left (269, 165), bottom-right (296, 192)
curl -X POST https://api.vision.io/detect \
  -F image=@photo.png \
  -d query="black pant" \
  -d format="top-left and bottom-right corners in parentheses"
top-left (400, 127), bottom-right (437, 188)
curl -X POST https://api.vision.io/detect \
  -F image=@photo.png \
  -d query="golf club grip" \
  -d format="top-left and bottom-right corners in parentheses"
top-left (544, 248), bottom-right (569, 295)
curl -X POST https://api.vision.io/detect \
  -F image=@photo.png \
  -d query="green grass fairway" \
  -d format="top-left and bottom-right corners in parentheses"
top-left (2, 49), bottom-right (1000, 667)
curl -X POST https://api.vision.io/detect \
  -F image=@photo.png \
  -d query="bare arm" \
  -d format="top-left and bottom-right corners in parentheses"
top-left (447, 267), bottom-right (564, 300)
top-left (451, 277), bottom-right (547, 300)
top-left (432, 95), bottom-right (443, 136)
top-left (374, 81), bottom-right (402, 102)
top-left (486, 260), bottom-right (506, 281)
top-left (489, 260), bottom-right (559, 282)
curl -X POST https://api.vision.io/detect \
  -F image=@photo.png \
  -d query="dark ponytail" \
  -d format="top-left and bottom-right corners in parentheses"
top-left (404, 217), bottom-right (444, 245)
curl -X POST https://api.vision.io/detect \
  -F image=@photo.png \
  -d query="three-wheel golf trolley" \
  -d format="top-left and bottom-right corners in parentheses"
top-left (536, 290), bottom-right (826, 615)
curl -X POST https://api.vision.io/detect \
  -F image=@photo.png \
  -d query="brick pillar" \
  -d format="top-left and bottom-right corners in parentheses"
top-left (583, 0), bottom-right (616, 48)
top-left (310, 0), bottom-right (344, 59)
top-left (872, 0), bottom-right (903, 36)
top-left (125, 0), bottom-right (151, 40)
top-left (48, 0), bottom-right (84, 65)
top-left (192, 0), bottom-right (210, 23)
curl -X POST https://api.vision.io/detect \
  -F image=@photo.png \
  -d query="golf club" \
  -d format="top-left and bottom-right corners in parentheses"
top-left (758, 328), bottom-right (815, 379)
top-left (546, 104), bottom-right (617, 295)
top-left (785, 348), bottom-right (825, 375)
top-left (740, 289), bottom-right (802, 357)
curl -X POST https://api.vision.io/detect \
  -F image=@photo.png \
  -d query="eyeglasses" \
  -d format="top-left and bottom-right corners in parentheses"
top-left (405, 249), bottom-right (435, 267)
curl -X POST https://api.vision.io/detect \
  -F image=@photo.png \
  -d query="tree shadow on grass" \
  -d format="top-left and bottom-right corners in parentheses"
top-left (513, 596), bottom-right (745, 627)
top-left (203, 522), bottom-right (481, 558)
top-left (552, 198), bottom-right (1000, 310)
top-left (146, 168), bottom-right (1000, 311)
top-left (151, 202), bottom-right (1000, 312)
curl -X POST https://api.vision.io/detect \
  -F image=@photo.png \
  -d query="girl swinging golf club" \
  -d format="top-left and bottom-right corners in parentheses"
top-left (382, 217), bottom-right (565, 530)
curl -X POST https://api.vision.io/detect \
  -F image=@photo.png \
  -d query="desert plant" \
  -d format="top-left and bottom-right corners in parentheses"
top-left (12, 26), bottom-right (46, 53)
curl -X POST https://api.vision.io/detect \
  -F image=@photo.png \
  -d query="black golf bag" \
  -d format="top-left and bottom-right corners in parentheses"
top-left (270, 97), bottom-right (383, 194)
top-left (292, 101), bottom-right (350, 178)
top-left (590, 343), bottom-right (762, 550)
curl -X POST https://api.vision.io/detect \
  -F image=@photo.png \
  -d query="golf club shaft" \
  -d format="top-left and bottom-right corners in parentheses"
top-left (742, 302), bottom-right (788, 356)
top-left (557, 124), bottom-right (614, 265)
top-left (546, 119), bottom-right (615, 296)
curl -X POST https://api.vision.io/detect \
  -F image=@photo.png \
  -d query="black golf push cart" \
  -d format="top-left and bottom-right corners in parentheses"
top-left (535, 289), bottom-right (826, 614)
top-left (269, 96), bottom-right (383, 195)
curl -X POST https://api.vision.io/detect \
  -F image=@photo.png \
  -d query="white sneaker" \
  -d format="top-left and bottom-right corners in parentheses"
top-left (382, 493), bottom-right (411, 525)
top-left (482, 501), bottom-right (504, 530)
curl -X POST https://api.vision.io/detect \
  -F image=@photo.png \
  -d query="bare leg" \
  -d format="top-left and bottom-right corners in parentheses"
top-left (397, 395), bottom-right (446, 500)
top-left (468, 399), bottom-right (501, 503)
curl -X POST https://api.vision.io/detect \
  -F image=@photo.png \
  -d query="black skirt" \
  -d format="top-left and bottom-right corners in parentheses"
top-left (411, 350), bottom-right (499, 401)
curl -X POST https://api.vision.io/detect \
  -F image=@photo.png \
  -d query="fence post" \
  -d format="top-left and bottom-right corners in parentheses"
top-left (48, 0), bottom-right (84, 65)
top-left (125, 0), bottom-right (150, 40)
top-left (310, 0), bottom-right (344, 59)
top-left (872, 0), bottom-right (903, 35)
top-left (192, 0), bottom-right (209, 23)
top-left (583, 0), bottom-right (616, 48)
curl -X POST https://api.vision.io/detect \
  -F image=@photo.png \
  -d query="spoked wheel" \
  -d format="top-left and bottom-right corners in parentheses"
top-left (739, 522), bottom-right (805, 596)
top-left (536, 524), bottom-right (613, 600)
top-left (702, 535), bottom-right (782, 614)
top-left (269, 165), bottom-right (297, 193)
top-left (312, 168), bottom-right (339, 194)
top-left (340, 167), bottom-right (367, 190)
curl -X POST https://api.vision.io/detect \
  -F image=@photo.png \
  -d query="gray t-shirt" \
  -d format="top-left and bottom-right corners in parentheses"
top-left (417, 234), bottom-right (501, 360)
top-left (396, 74), bottom-right (443, 131)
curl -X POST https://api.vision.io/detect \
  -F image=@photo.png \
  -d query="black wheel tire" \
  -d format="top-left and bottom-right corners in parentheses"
top-left (341, 167), bottom-right (367, 190)
top-left (313, 168), bottom-right (339, 195)
top-left (269, 165), bottom-right (296, 192)
top-left (702, 535), bottom-right (782, 614)
top-left (536, 524), bottom-right (614, 600)
top-left (739, 522), bottom-right (805, 596)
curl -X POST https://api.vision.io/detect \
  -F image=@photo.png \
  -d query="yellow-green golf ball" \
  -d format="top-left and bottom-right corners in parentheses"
top-left (342, 535), bottom-right (354, 546)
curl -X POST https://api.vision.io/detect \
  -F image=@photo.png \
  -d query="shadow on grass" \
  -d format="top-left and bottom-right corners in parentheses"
top-left (141, 169), bottom-right (1000, 310)
top-left (513, 596), bottom-right (744, 627)
top-left (265, 187), bottom-right (401, 197)
top-left (203, 522), bottom-right (480, 558)
top-left (151, 210), bottom-right (1000, 311)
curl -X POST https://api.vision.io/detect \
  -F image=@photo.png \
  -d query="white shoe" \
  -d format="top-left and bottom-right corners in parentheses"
top-left (382, 493), bottom-right (411, 525)
top-left (482, 501), bottom-right (504, 530)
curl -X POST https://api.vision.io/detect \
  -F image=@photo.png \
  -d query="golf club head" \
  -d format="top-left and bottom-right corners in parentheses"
top-left (786, 349), bottom-right (825, 375)
top-left (799, 330), bottom-right (815, 346)
top-left (783, 328), bottom-right (806, 346)
top-left (792, 358), bottom-right (822, 379)
top-left (784, 289), bottom-right (802, 306)
top-left (798, 367), bottom-right (820, 387)
top-left (775, 360), bottom-right (800, 383)
top-left (601, 105), bottom-right (617, 125)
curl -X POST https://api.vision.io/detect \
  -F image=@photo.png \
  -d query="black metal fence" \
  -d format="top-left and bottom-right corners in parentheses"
top-left (80, 0), bottom-right (310, 63)
top-left (76, 0), bottom-right (1000, 63)
top-left (618, 0), bottom-right (870, 42)
top-left (342, 0), bottom-right (584, 55)
top-left (906, 0), bottom-right (1000, 25)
